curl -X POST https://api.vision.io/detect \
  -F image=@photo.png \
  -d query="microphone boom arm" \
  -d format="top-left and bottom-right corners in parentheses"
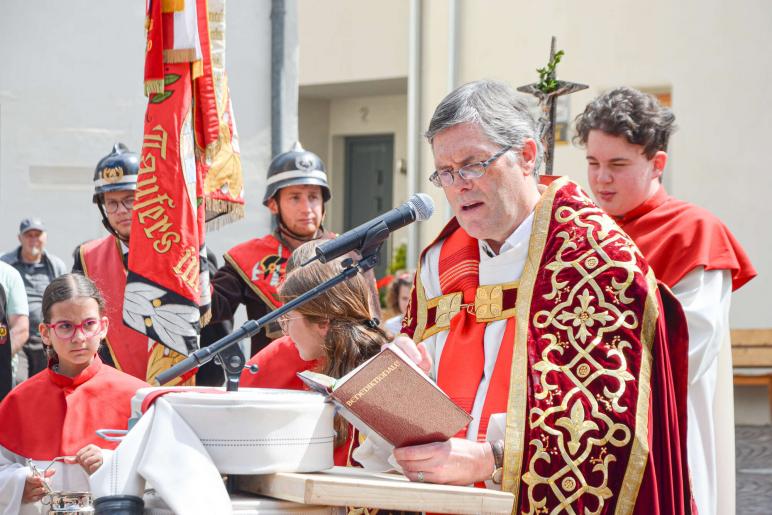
top-left (154, 240), bottom-right (385, 390)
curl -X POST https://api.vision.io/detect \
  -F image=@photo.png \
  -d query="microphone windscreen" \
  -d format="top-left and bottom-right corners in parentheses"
top-left (409, 193), bottom-right (435, 221)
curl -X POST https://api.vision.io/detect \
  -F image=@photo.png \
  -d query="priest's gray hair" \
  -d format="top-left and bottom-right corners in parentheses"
top-left (425, 79), bottom-right (543, 176)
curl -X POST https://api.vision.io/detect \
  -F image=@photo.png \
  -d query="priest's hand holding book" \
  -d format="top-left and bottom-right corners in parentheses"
top-left (388, 334), bottom-right (432, 375)
top-left (387, 335), bottom-right (499, 486)
top-left (393, 436), bottom-right (497, 486)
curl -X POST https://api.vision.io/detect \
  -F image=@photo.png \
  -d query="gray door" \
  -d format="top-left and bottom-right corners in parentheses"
top-left (344, 135), bottom-right (394, 278)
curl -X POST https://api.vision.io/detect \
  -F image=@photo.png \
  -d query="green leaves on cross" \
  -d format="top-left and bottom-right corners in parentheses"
top-left (536, 50), bottom-right (565, 94)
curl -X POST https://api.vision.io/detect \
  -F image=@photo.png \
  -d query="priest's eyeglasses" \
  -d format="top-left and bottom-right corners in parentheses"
top-left (45, 318), bottom-right (102, 340)
top-left (429, 145), bottom-right (512, 188)
top-left (104, 198), bottom-right (134, 213)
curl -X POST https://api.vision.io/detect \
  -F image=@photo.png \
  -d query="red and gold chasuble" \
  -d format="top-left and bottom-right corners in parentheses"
top-left (81, 236), bottom-right (193, 385)
top-left (403, 178), bottom-right (692, 514)
top-left (0, 357), bottom-right (147, 460)
top-left (224, 234), bottom-right (291, 311)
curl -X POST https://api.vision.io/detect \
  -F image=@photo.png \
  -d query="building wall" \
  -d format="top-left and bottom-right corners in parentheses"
top-left (297, 0), bottom-right (772, 329)
top-left (298, 98), bottom-right (331, 171)
top-left (0, 0), bottom-right (281, 267)
top-left (298, 0), bottom-right (409, 85)
top-left (445, 0), bottom-right (771, 328)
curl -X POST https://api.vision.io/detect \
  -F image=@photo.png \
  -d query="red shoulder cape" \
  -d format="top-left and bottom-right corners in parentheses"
top-left (240, 335), bottom-right (318, 390)
top-left (617, 186), bottom-right (756, 290)
top-left (0, 357), bottom-right (147, 460)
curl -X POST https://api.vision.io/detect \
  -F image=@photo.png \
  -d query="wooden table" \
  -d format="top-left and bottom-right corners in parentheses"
top-left (237, 467), bottom-right (515, 514)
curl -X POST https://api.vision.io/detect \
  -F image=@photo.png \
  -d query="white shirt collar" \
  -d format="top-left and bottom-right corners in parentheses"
top-left (479, 210), bottom-right (535, 259)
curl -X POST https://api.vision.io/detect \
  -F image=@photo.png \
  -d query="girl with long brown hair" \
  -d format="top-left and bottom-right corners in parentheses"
top-left (241, 241), bottom-right (388, 465)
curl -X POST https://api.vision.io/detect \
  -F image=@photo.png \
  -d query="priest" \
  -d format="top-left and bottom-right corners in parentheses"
top-left (390, 80), bottom-right (693, 514)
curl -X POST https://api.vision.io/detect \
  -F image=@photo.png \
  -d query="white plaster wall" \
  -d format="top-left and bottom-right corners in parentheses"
top-left (0, 0), bottom-right (284, 267)
top-left (298, 97), bottom-right (331, 173)
top-left (297, 0), bottom-right (409, 85)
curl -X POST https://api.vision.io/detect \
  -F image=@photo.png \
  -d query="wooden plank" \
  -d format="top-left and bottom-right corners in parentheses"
top-left (730, 329), bottom-right (772, 347)
top-left (236, 467), bottom-right (515, 515)
top-left (733, 375), bottom-right (772, 386)
top-left (731, 346), bottom-right (772, 367)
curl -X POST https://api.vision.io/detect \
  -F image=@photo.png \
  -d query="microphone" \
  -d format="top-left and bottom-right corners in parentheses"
top-left (306, 193), bottom-right (434, 265)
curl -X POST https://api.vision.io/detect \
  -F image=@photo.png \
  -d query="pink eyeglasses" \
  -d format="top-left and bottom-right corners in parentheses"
top-left (45, 318), bottom-right (102, 340)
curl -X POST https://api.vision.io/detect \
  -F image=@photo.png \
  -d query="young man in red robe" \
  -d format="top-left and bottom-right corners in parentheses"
top-left (385, 80), bottom-right (693, 514)
top-left (575, 87), bottom-right (757, 515)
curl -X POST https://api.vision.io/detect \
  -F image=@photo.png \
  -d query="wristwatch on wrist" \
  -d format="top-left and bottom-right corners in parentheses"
top-left (490, 439), bottom-right (505, 484)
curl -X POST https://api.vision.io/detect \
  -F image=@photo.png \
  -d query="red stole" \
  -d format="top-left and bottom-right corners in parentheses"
top-left (435, 227), bottom-right (514, 440)
top-left (617, 186), bottom-right (756, 290)
top-left (224, 234), bottom-right (291, 310)
top-left (81, 236), bottom-right (149, 380)
top-left (0, 357), bottom-right (147, 460)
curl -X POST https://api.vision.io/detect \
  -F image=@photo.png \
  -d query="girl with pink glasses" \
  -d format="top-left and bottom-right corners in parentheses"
top-left (0, 273), bottom-right (147, 513)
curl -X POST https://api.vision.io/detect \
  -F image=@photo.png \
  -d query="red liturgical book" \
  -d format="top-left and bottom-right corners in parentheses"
top-left (298, 345), bottom-right (472, 449)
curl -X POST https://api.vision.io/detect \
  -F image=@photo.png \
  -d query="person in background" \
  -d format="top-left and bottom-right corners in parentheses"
top-left (0, 262), bottom-right (28, 401)
top-left (382, 271), bottom-right (414, 337)
top-left (0, 274), bottom-right (147, 514)
top-left (73, 144), bottom-right (191, 385)
top-left (2, 218), bottom-right (67, 382)
top-left (209, 143), bottom-right (336, 357)
top-left (0, 286), bottom-right (12, 403)
top-left (574, 86), bottom-right (757, 515)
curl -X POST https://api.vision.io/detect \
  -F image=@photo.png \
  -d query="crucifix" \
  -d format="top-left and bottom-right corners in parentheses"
top-left (517, 37), bottom-right (588, 175)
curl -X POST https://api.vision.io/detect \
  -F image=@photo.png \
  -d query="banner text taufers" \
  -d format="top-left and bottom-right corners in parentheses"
top-left (136, 126), bottom-right (182, 256)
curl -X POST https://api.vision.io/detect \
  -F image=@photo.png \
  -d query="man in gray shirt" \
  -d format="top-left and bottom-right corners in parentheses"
top-left (1, 218), bottom-right (66, 380)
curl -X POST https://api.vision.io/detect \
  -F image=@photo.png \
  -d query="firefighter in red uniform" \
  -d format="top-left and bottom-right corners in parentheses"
top-left (210, 143), bottom-right (335, 355)
top-left (73, 144), bottom-right (191, 384)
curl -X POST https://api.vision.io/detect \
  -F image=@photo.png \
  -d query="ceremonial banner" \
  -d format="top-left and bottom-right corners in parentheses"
top-left (124, 0), bottom-right (239, 381)
top-left (201, 0), bottom-right (245, 229)
top-left (126, 60), bottom-right (202, 362)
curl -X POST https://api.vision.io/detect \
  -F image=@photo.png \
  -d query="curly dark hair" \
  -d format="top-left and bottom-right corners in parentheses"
top-left (573, 87), bottom-right (676, 158)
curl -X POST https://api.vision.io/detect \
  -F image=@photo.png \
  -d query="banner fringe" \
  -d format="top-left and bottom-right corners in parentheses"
top-left (205, 200), bottom-right (245, 231)
top-left (144, 80), bottom-right (165, 97)
top-left (163, 48), bottom-right (197, 64)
